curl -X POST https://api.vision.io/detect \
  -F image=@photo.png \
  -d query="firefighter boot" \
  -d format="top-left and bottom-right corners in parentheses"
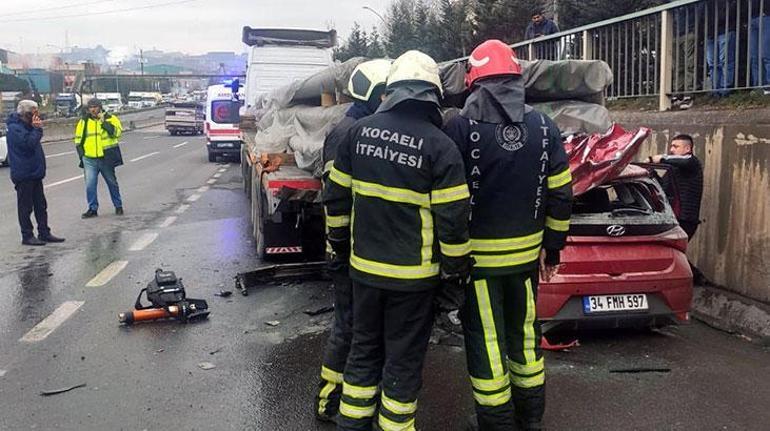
top-left (315, 378), bottom-right (341, 423)
top-left (512, 385), bottom-right (545, 431)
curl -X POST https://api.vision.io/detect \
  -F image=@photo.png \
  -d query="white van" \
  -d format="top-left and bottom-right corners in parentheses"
top-left (205, 84), bottom-right (245, 162)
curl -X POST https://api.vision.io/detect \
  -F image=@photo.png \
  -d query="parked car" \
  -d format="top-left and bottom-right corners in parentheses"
top-left (538, 164), bottom-right (692, 330)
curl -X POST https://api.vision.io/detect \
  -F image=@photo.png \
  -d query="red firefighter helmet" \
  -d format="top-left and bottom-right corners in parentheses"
top-left (465, 39), bottom-right (522, 87)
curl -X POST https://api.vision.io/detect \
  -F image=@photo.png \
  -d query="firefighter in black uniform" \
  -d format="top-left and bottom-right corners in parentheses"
top-left (325, 50), bottom-right (472, 431)
top-left (316, 59), bottom-right (392, 423)
top-left (443, 40), bottom-right (573, 431)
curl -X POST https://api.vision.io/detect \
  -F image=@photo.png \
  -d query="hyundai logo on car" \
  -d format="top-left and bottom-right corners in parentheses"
top-left (606, 225), bottom-right (626, 236)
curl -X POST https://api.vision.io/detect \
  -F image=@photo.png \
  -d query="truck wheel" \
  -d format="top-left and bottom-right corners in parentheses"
top-left (208, 150), bottom-right (216, 163)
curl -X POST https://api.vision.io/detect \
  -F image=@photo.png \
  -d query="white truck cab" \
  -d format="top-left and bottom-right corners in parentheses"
top-left (95, 92), bottom-right (123, 113)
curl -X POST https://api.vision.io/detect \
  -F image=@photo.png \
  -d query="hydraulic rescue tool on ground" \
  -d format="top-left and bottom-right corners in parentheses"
top-left (119, 269), bottom-right (210, 325)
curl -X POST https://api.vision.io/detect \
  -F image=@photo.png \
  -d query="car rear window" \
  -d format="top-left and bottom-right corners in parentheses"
top-left (570, 177), bottom-right (678, 236)
top-left (211, 100), bottom-right (241, 124)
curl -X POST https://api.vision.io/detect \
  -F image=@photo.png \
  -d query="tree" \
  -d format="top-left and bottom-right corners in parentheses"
top-left (367, 27), bottom-right (387, 58)
top-left (335, 22), bottom-right (370, 61)
top-left (436, 0), bottom-right (474, 59)
top-left (385, 0), bottom-right (418, 57)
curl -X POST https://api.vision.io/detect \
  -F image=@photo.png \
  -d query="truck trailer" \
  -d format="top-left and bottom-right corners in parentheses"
top-left (239, 27), bottom-right (336, 259)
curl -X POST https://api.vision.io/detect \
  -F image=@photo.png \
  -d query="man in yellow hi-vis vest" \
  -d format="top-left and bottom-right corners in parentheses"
top-left (74, 98), bottom-right (124, 218)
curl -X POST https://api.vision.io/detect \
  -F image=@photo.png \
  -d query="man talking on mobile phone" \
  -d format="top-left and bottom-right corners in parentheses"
top-left (6, 100), bottom-right (65, 246)
top-left (74, 98), bottom-right (124, 218)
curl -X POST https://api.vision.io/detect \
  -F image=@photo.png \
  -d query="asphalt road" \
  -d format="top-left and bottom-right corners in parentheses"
top-left (0, 127), bottom-right (768, 430)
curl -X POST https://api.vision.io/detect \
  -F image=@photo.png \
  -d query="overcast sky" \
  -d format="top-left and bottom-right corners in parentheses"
top-left (0, 0), bottom-right (392, 59)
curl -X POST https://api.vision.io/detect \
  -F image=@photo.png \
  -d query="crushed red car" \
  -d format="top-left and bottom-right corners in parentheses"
top-left (537, 125), bottom-right (693, 329)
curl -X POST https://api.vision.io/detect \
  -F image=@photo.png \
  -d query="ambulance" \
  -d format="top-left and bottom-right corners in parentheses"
top-left (205, 83), bottom-right (244, 162)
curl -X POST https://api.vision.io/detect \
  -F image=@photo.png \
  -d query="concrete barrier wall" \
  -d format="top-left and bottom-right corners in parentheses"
top-left (40, 107), bottom-right (166, 144)
top-left (612, 108), bottom-right (770, 303)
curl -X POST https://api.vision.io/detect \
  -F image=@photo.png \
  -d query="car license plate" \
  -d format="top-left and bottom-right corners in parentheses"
top-left (582, 294), bottom-right (648, 314)
top-left (219, 143), bottom-right (234, 148)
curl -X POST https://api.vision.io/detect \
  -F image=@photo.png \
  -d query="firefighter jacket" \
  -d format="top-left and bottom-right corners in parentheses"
top-left (443, 107), bottom-right (573, 276)
top-left (324, 101), bottom-right (472, 291)
top-left (73, 114), bottom-right (122, 159)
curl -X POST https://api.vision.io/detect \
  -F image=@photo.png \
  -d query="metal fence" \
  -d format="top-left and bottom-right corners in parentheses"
top-left (512, 0), bottom-right (769, 110)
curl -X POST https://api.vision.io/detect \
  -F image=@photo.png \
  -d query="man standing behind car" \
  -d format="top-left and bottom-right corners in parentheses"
top-left (6, 100), bottom-right (65, 246)
top-left (651, 134), bottom-right (703, 240)
top-left (74, 98), bottom-right (124, 218)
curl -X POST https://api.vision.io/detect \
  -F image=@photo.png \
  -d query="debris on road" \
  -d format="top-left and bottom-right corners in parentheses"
top-left (197, 362), bottom-right (216, 370)
top-left (303, 305), bottom-right (333, 316)
top-left (214, 290), bottom-right (233, 297)
top-left (209, 347), bottom-right (223, 355)
top-left (609, 367), bottom-right (671, 374)
top-left (265, 320), bottom-right (281, 327)
top-left (541, 337), bottom-right (580, 351)
top-left (40, 383), bottom-right (87, 396)
top-left (234, 261), bottom-right (327, 295)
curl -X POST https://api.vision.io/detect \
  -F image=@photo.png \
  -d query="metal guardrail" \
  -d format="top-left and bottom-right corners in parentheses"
top-left (510, 0), bottom-right (768, 110)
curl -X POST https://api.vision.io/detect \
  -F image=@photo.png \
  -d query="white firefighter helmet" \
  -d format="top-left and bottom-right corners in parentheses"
top-left (386, 50), bottom-right (443, 96)
top-left (348, 59), bottom-right (392, 101)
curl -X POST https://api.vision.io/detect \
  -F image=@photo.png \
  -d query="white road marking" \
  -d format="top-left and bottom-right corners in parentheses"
top-left (173, 141), bottom-right (189, 148)
top-left (129, 232), bottom-right (159, 251)
top-left (218, 167), bottom-right (227, 172)
top-left (86, 260), bottom-right (128, 287)
top-left (206, 179), bottom-right (217, 185)
top-left (158, 216), bottom-right (177, 228)
top-left (45, 150), bottom-right (76, 159)
top-left (187, 194), bottom-right (201, 202)
top-left (142, 135), bottom-right (165, 140)
top-left (19, 301), bottom-right (84, 343)
top-left (129, 151), bottom-right (160, 162)
top-left (0, 369), bottom-right (7, 377)
top-left (175, 204), bottom-right (190, 214)
top-left (44, 175), bottom-right (84, 189)
top-left (212, 173), bottom-right (221, 178)
top-left (197, 185), bottom-right (210, 193)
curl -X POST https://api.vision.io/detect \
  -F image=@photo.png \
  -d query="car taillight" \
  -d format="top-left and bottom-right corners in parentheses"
top-left (659, 227), bottom-right (689, 253)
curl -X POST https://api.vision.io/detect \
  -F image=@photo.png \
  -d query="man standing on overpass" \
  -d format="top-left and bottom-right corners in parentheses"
top-left (525, 10), bottom-right (560, 39)
top-left (74, 98), bottom-right (124, 218)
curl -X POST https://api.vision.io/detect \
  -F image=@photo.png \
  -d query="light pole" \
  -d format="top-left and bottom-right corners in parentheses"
top-left (362, 6), bottom-right (386, 25)
top-left (115, 62), bottom-right (121, 95)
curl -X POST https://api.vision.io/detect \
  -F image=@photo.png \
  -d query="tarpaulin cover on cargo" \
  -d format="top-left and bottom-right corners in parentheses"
top-left (245, 56), bottom-right (647, 196)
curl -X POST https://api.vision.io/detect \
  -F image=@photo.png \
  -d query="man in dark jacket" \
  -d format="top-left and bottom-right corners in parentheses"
top-left (444, 40), bottom-right (572, 431)
top-left (7, 100), bottom-right (65, 246)
top-left (325, 50), bottom-right (472, 431)
top-left (652, 134), bottom-right (703, 239)
top-left (315, 58), bottom-right (391, 423)
top-left (525, 11), bottom-right (560, 39)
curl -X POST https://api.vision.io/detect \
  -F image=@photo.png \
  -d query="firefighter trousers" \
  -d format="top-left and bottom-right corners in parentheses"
top-left (337, 281), bottom-right (435, 431)
top-left (317, 270), bottom-right (354, 418)
top-left (461, 270), bottom-right (545, 430)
